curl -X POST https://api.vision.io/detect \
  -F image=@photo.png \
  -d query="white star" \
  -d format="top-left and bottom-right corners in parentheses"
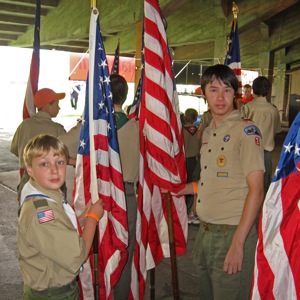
top-left (107, 91), bottom-right (112, 100)
top-left (107, 123), bottom-right (111, 131)
top-left (104, 76), bottom-right (110, 84)
top-left (98, 45), bottom-right (103, 52)
top-left (275, 167), bottom-right (280, 176)
top-left (99, 101), bottom-right (104, 110)
top-left (79, 139), bottom-right (86, 149)
top-left (101, 59), bottom-right (107, 68)
top-left (295, 143), bottom-right (300, 156)
top-left (284, 142), bottom-right (293, 153)
top-left (99, 76), bottom-right (103, 83)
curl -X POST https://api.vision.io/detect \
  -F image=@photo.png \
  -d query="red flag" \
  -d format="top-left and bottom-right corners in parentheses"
top-left (251, 112), bottom-right (300, 300)
top-left (131, 1), bottom-right (188, 298)
top-left (224, 18), bottom-right (242, 101)
top-left (23, 0), bottom-right (40, 119)
top-left (73, 8), bottom-right (128, 300)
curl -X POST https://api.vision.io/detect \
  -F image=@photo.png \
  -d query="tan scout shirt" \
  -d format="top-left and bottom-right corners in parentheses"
top-left (10, 111), bottom-right (66, 168)
top-left (183, 125), bottom-right (201, 157)
top-left (117, 119), bottom-right (139, 183)
top-left (242, 96), bottom-right (281, 151)
top-left (17, 179), bottom-right (85, 290)
top-left (58, 122), bottom-right (81, 159)
top-left (197, 110), bottom-right (264, 225)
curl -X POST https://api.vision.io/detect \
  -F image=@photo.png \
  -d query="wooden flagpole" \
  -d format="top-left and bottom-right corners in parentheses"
top-left (165, 192), bottom-right (179, 299)
top-left (89, 2), bottom-right (100, 299)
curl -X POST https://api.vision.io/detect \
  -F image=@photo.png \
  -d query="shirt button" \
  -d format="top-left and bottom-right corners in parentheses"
top-left (208, 149), bottom-right (211, 152)
top-left (221, 147), bottom-right (224, 150)
top-left (213, 133), bottom-right (216, 136)
top-left (201, 182), bottom-right (203, 186)
top-left (204, 166), bottom-right (207, 169)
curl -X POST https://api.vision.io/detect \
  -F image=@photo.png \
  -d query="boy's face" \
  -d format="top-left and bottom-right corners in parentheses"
top-left (204, 78), bottom-right (235, 120)
top-left (26, 148), bottom-right (67, 192)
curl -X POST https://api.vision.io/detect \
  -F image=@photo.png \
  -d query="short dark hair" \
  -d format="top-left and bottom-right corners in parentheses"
top-left (201, 64), bottom-right (238, 96)
top-left (110, 74), bottom-right (128, 105)
top-left (252, 76), bottom-right (270, 97)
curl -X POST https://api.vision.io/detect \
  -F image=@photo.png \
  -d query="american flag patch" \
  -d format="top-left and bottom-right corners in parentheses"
top-left (37, 209), bottom-right (55, 224)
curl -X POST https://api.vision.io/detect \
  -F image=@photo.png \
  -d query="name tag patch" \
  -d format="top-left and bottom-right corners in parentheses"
top-left (217, 172), bottom-right (228, 177)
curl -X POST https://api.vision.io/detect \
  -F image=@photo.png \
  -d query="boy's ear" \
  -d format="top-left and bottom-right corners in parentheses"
top-left (26, 165), bottom-right (33, 177)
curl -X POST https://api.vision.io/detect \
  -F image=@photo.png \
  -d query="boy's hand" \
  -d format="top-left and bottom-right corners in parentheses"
top-left (89, 199), bottom-right (104, 220)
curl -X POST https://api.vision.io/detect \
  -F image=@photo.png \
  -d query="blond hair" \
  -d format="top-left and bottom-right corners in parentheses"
top-left (23, 134), bottom-right (69, 167)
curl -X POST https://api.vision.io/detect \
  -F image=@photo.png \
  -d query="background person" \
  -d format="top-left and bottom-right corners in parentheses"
top-left (242, 76), bottom-right (281, 196)
top-left (110, 74), bottom-right (140, 300)
top-left (10, 88), bottom-right (67, 198)
top-left (182, 108), bottom-right (201, 224)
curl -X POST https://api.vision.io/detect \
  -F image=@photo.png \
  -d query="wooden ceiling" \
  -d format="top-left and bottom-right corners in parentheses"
top-left (1, 0), bottom-right (300, 72)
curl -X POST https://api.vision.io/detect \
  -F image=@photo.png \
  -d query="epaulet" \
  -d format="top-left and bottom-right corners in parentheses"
top-left (242, 118), bottom-right (253, 122)
top-left (18, 194), bottom-right (50, 216)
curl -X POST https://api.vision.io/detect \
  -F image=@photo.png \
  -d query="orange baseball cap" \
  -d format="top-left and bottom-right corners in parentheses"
top-left (34, 88), bottom-right (66, 109)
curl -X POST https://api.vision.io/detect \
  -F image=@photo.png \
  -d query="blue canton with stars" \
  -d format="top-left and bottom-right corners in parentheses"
top-left (78, 15), bottom-right (119, 156)
top-left (273, 112), bottom-right (300, 182)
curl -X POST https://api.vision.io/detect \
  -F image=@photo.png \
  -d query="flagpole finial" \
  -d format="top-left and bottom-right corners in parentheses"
top-left (90, 0), bottom-right (96, 8)
top-left (232, 2), bottom-right (238, 20)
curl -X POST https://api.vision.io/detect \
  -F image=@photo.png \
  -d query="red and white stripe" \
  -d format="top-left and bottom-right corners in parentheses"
top-left (131, 1), bottom-right (188, 298)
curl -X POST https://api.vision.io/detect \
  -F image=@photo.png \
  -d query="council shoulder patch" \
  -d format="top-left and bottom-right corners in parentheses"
top-left (37, 209), bottom-right (55, 224)
top-left (33, 198), bottom-right (49, 209)
top-left (244, 125), bottom-right (261, 137)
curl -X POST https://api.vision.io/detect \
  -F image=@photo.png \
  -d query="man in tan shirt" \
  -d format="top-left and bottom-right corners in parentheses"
top-left (242, 76), bottom-right (281, 195)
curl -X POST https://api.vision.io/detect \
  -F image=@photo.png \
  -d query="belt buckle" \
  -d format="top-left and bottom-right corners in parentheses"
top-left (202, 222), bottom-right (209, 231)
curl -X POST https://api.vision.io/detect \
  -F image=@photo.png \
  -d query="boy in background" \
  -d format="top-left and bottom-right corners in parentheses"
top-left (183, 108), bottom-right (201, 224)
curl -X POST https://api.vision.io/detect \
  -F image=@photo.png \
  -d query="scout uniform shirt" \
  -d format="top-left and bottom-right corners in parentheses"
top-left (242, 96), bottom-right (281, 151)
top-left (115, 109), bottom-right (139, 183)
top-left (10, 111), bottom-right (66, 168)
top-left (17, 179), bottom-right (85, 291)
top-left (183, 124), bottom-right (201, 158)
top-left (197, 110), bottom-right (264, 225)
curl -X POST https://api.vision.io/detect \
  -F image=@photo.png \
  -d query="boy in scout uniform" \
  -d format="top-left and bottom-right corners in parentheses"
top-left (110, 74), bottom-right (139, 300)
top-left (17, 134), bottom-right (103, 299)
top-left (174, 65), bottom-right (265, 300)
top-left (10, 88), bottom-right (67, 198)
top-left (242, 76), bottom-right (281, 196)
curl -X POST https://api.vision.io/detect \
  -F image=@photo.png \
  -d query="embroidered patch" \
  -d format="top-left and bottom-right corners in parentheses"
top-left (217, 155), bottom-right (226, 167)
top-left (223, 134), bottom-right (230, 142)
top-left (244, 125), bottom-right (261, 137)
top-left (37, 209), bottom-right (55, 224)
top-left (255, 136), bottom-right (261, 146)
top-left (33, 199), bottom-right (49, 209)
top-left (217, 172), bottom-right (228, 177)
top-left (184, 126), bottom-right (198, 136)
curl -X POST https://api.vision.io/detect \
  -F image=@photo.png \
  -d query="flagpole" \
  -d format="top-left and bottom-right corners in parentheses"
top-left (165, 192), bottom-right (179, 299)
top-left (89, 3), bottom-right (100, 299)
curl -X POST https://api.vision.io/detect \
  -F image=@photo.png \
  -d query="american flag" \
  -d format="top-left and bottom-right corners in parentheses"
top-left (251, 112), bottom-right (300, 300)
top-left (224, 19), bottom-right (242, 101)
top-left (131, 0), bottom-right (188, 298)
top-left (22, 0), bottom-right (40, 119)
top-left (111, 40), bottom-right (119, 74)
top-left (128, 33), bottom-right (144, 121)
top-left (37, 209), bottom-right (54, 224)
top-left (128, 76), bottom-right (143, 120)
top-left (73, 9), bottom-right (128, 300)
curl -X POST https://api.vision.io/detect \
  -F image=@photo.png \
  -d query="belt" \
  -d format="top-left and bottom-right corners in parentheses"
top-left (201, 221), bottom-right (237, 233)
top-left (32, 278), bottom-right (77, 296)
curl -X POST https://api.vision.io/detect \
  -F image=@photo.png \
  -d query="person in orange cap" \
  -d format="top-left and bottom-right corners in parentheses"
top-left (10, 88), bottom-right (67, 199)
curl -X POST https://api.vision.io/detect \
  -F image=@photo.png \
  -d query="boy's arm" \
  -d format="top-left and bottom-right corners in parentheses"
top-left (223, 170), bottom-right (264, 274)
